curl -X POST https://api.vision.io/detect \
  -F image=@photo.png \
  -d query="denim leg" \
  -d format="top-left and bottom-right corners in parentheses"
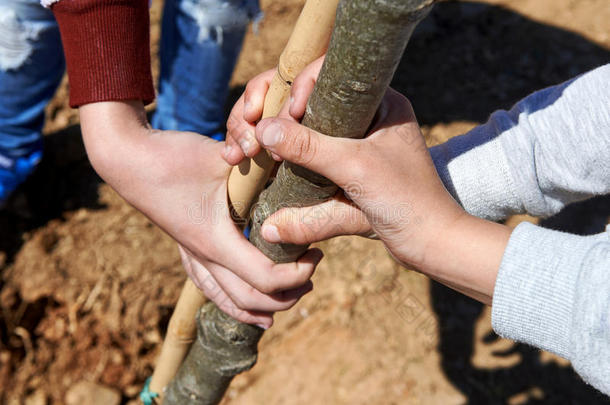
top-left (0, 0), bottom-right (64, 200)
top-left (152, 0), bottom-right (261, 140)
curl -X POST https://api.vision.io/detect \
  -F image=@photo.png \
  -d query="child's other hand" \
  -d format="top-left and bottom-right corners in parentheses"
top-left (255, 89), bottom-right (464, 270)
top-left (255, 88), bottom-right (512, 304)
top-left (79, 100), bottom-right (322, 327)
top-left (223, 56), bottom-right (325, 165)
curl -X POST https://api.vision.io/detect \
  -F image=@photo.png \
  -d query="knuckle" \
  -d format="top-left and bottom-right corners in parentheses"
top-left (242, 288), bottom-right (263, 309)
top-left (215, 296), bottom-right (236, 315)
top-left (291, 127), bottom-right (317, 165)
top-left (232, 295), bottom-right (252, 311)
top-left (227, 306), bottom-right (250, 324)
top-left (292, 73), bottom-right (308, 92)
top-left (244, 80), bottom-right (256, 97)
top-left (295, 221), bottom-right (317, 245)
top-left (226, 287), bottom-right (253, 310)
top-left (245, 79), bottom-right (263, 102)
top-left (254, 274), bottom-right (276, 294)
top-left (254, 69), bottom-right (270, 83)
top-left (231, 298), bottom-right (247, 311)
top-left (232, 311), bottom-right (248, 324)
top-left (226, 114), bottom-right (240, 133)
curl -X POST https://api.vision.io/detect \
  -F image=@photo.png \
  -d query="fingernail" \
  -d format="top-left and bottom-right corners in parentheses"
top-left (262, 123), bottom-right (283, 147)
top-left (224, 144), bottom-right (232, 157)
top-left (239, 138), bottom-right (251, 155)
top-left (256, 323), bottom-right (269, 330)
top-left (262, 224), bottom-right (281, 243)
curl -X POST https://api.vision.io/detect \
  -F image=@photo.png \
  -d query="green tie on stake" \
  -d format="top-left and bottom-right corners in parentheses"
top-left (163, 0), bottom-right (435, 403)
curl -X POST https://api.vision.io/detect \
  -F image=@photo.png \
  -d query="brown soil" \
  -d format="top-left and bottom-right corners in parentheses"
top-left (1, 0), bottom-right (609, 404)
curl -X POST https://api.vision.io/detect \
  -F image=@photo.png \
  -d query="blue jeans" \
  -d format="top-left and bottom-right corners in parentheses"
top-left (153, 0), bottom-right (260, 138)
top-left (0, 0), bottom-right (259, 200)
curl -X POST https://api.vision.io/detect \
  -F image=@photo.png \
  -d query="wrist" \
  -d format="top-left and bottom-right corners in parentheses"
top-left (79, 100), bottom-right (151, 190)
top-left (418, 213), bottom-right (512, 304)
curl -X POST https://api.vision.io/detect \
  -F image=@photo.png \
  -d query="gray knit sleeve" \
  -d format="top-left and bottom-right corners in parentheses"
top-left (492, 222), bottom-right (610, 395)
top-left (429, 64), bottom-right (610, 396)
top-left (430, 63), bottom-right (610, 221)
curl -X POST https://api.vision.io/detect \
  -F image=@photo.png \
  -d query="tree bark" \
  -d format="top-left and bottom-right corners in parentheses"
top-left (163, 303), bottom-right (263, 404)
top-left (163, 0), bottom-right (434, 403)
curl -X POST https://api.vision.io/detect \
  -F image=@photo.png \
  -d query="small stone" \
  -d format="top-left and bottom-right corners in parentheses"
top-left (65, 381), bottom-right (120, 405)
top-left (73, 208), bottom-right (89, 222)
top-left (124, 385), bottom-right (141, 397)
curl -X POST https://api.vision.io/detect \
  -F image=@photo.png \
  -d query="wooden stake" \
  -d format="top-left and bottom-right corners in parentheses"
top-left (228, 0), bottom-right (340, 221)
top-left (148, 279), bottom-right (206, 402)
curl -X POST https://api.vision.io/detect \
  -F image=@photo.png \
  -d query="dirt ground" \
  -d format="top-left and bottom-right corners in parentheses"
top-left (1, 0), bottom-right (609, 404)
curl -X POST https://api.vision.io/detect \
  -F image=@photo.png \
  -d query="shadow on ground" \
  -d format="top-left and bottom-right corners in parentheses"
top-left (0, 124), bottom-right (104, 267)
top-left (392, 1), bottom-right (609, 125)
top-left (0, 123), bottom-right (104, 358)
top-left (397, 2), bottom-right (610, 404)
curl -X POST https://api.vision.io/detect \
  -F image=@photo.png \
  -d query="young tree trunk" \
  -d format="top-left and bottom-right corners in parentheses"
top-left (163, 1), bottom-right (434, 403)
top-left (163, 303), bottom-right (263, 404)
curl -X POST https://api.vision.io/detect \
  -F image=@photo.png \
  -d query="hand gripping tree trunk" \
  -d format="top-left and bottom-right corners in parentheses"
top-left (250, 0), bottom-right (434, 262)
top-left (163, 0), bottom-right (435, 403)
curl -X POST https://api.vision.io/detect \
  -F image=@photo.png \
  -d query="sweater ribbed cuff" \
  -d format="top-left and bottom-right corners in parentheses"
top-left (52, 0), bottom-right (155, 107)
top-left (491, 222), bottom-right (590, 359)
top-left (430, 131), bottom-right (522, 221)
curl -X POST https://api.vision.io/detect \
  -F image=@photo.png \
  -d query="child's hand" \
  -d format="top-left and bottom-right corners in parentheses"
top-left (255, 89), bottom-right (459, 268)
top-left (254, 89), bottom-right (512, 304)
top-left (223, 56), bottom-right (325, 165)
top-left (79, 100), bottom-right (322, 327)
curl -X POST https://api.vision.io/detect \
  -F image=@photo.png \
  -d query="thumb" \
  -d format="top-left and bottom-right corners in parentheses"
top-left (261, 193), bottom-right (371, 245)
top-left (255, 118), bottom-right (354, 186)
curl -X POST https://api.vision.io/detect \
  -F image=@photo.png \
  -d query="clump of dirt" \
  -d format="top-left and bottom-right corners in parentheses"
top-left (1, 185), bottom-right (185, 403)
top-left (1, 0), bottom-right (609, 404)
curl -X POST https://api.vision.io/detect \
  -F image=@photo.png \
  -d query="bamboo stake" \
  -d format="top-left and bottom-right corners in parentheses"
top-left (228, 0), bottom-right (340, 221)
top-left (148, 279), bottom-right (206, 402)
top-left (164, 0), bottom-right (435, 403)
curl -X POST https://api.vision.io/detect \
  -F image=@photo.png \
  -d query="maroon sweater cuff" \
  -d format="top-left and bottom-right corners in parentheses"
top-left (52, 0), bottom-right (155, 107)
